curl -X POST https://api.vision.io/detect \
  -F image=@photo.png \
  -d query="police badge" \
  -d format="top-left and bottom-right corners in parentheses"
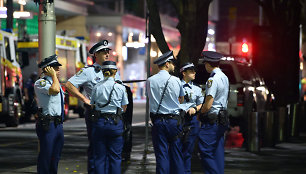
top-left (39, 80), bottom-right (46, 87)
top-left (207, 80), bottom-right (213, 88)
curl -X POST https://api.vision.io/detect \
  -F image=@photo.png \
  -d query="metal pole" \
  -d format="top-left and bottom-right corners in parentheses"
top-left (6, 0), bottom-right (13, 31)
top-left (145, 10), bottom-right (151, 153)
top-left (38, 0), bottom-right (56, 62)
top-left (259, 1), bottom-right (263, 26)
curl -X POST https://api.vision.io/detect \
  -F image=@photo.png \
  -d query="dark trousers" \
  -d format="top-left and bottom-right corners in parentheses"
top-left (198, 123), bottom-right (227, 174)
top-left (92, 118), bottom-right (123, 174)
top-left (84, 107), bottom-right (95, 174)
top-left (182, 116), bottom-right (200, 174)
top-left (36, 122), bottom-right (64, 174)
top-left (151, 118), bottom-right (184, 174)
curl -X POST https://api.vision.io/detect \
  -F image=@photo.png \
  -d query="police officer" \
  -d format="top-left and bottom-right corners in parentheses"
top-left (65, 40), bottom-right (120, 173)
top-left (22, 71), bottom-right (38, 122)
top-left (90, 61), bottom-right (128, 174)
top-left (198, 51), bottom-right (229, 174)
top-left (34, 54), bottom-right (64, 174)
top-left (179, 62), bottom-right (204, 174)
top-left (146, 50), bottom-right (185, 174)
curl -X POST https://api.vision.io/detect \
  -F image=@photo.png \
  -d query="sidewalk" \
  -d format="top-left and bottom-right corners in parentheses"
top-left (123, 126), bottom-right (306, 174)
top-left (6, 125), bottom-right (306, 174)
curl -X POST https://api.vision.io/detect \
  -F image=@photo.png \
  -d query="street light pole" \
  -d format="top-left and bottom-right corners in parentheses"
top-left (36, 0), bottom-right (56, 62)
top-left (145, 9), bottom-right (151, 153)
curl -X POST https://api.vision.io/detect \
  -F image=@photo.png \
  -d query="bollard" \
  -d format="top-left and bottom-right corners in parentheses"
top-left (248, 112), bottom-right (259, 152)
top-left (276, 107), bottom-right (286, 143)
top-left (300, 102), bottom-right (306, 132)
top-left (290, 103), bottom-right (299, 137)
top-left (262, 111), bottom-right (274, 147)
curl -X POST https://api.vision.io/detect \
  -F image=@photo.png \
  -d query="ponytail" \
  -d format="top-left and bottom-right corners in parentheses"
top-left (102, 69), bottom-right (117, 77)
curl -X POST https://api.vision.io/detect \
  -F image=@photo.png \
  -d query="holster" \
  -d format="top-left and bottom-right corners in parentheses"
top-left (53, 117), bottom-right (63, 127)
top-left (37, 108), bottom-right (50, 131)
top-left (37, 108), bottom-right (63, 131)
top-left (184, 112), bottom-right (197, 122)
top-left (200, 109), bottom-right (229, 126)
top-left (199, 113), bottom-right (218, 125)
top-left (116, 107), bottom-right (123, 116)
top-left (37, 116), bottom-right (50, 131)
top-left (178, 109), bottom-right (186, 126)
top-left (218, 109), bottom-right (229, 127)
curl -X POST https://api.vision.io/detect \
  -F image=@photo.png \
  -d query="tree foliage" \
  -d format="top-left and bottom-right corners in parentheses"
top-left (253, 0), bottom-right (302, 106)
top-left (147, 0), bottom-right (213, 69)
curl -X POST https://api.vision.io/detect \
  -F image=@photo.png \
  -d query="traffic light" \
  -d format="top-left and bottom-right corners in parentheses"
top-left (242, 42), bottom-right (249, 53)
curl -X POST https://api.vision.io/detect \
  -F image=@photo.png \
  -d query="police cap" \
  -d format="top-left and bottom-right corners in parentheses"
top-left (89, 40), bottom-right (112, 54)
top-left (38, 54), bottom-right (62, 69)
top-left (202, 51), bottom-right (223, 62)
top-left (154, 50), bottom-right (175, 66)
top-left (102, 61), bottom-right (117, 70)
top-left (180, 62), bottom-right (195, 73)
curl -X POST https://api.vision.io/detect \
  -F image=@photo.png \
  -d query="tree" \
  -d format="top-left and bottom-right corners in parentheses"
top-left (253, 0), bottom-right (302, 106)
top-left (147, 0), bottom-right (213, 69)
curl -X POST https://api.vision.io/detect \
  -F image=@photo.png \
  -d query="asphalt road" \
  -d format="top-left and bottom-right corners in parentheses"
top-left (1, 102), bottom-right (306, 174)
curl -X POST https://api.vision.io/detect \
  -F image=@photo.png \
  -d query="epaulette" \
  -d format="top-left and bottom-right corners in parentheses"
top-left (210, 73), bottom-right (215, 77)
top-left (84, 65), bottom-right (101, 73)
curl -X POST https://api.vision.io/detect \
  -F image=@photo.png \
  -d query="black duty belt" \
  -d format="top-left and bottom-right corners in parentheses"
top-left (37, 116), bottom-right (62, 131)
top-left (199, 111), bottom-right (229, 127)
top-left (150, 112), bottom-right (185, 127)
top-left (91, 111), bottom-right (122, 124)
top-left (150, 113), bottom-right (179, 121)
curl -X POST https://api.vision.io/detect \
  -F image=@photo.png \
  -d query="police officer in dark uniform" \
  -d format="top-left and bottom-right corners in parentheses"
top-left (179, 62), bottom-right (204, 174)
top-left (65, 40), bottom-right (120, 173)
top-left (22, 72), bottom-right (38, 123)
top-left (198, 51), bottom-right (229, 174)
top-left (90, 61), bottom-right (128, 174)
top-left (146, 50), bottom-right (185, 174)
top-left (34, 54), bottom-right (64, 174)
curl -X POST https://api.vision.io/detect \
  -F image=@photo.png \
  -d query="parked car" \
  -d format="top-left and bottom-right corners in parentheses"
top-left (195, 56), bottom-right (274, 140)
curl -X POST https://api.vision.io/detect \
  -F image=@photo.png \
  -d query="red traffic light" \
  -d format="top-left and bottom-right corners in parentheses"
top-left (242, 43), bottom-right (249, 53)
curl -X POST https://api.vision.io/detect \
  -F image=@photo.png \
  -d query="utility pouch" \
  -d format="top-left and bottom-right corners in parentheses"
top-left (178, 109), bottom-right (186, 126)
top-left (218, 109), bottom-right (229, 127)
top-left (38, 116), bottom-right (50, 131)
top-left (91, 110), bottom-right (99, 122)
top-left (54, 117), bottom-right (62, 127)
top-left (116, 107), bottom-right (123, 116)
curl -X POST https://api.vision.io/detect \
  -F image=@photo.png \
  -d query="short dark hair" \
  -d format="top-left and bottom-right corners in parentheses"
top-left (206, 61), bottom-right (219, 67)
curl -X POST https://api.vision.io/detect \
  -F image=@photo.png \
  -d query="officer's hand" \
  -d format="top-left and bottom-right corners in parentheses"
top-left (44, 66), bottom-right (56, 77)
top-left (187, 108), bottom-right (196, 115)
top-left (83, 98), bottom-right (91, 106)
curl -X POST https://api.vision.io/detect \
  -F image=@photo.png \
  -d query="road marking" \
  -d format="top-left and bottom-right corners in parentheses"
top-left (132, 122), bottom-right (151, 126)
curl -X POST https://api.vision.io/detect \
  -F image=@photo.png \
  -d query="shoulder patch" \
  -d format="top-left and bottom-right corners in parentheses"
top-left (207, 80), bottom-right (213, 88)
top-left (76, 69), bottom-right (84, 76)
top-left (39, 80), bottom-right (46, 87)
